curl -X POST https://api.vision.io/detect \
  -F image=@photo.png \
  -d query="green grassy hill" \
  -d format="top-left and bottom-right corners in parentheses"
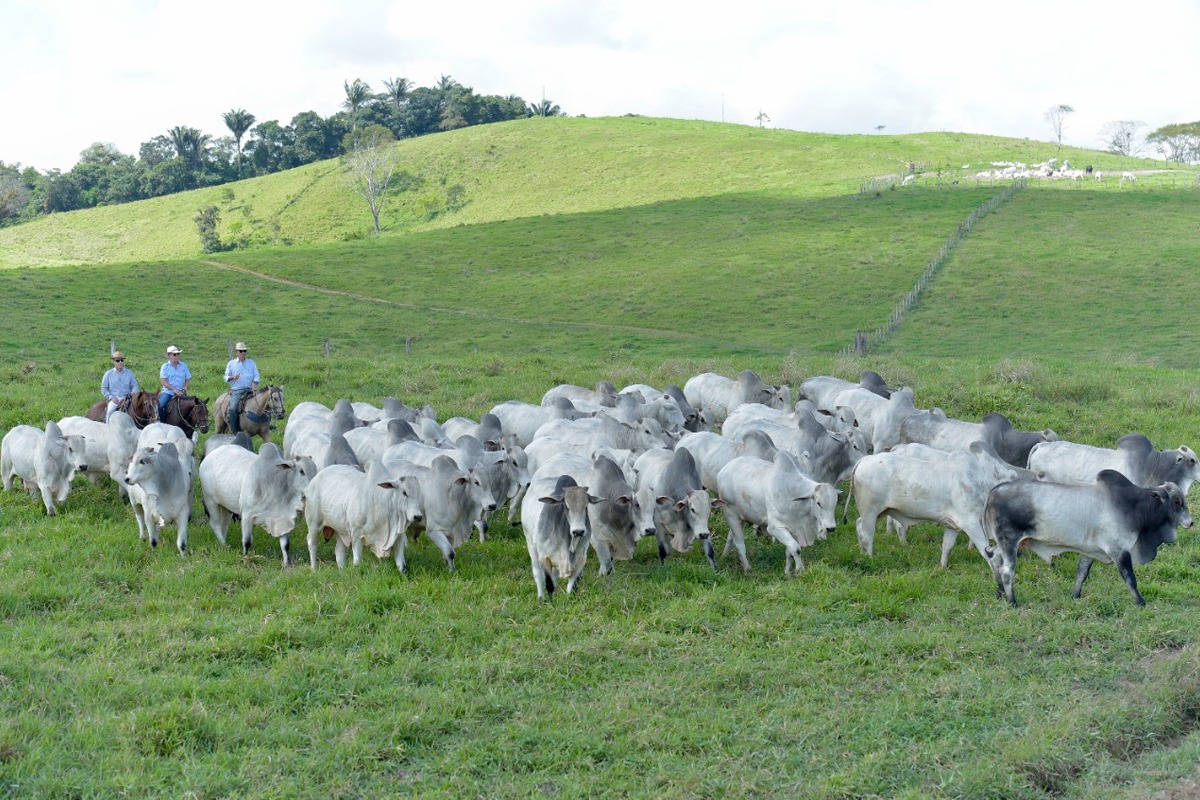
top-left (4, 118), bottom-right (1200, 800)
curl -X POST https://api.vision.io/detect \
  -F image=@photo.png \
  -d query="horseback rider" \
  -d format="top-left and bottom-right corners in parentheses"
top-left (223, 341), bottom-right (260, 434)
top-left (101, 351), bottom-right (139, 422)
top-left (158, 345), bottom-right (192, 422)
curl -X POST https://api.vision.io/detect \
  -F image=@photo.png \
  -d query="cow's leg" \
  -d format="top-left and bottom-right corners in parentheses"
top-left (591, 537), bottom-right (614, 576)
top-left (39, 482), bottom-right (57, 515)
top-left (1071, 556), bottom-right (1095, 599)
top-left (566, 566), bottom-right (584, 595)
top-left (531, 559), bottom-right (550, 601)
top-left (885, 515), bottom-right (908, 542)
top-left (334, 539), bottom-right (348, 568)
top-left (392, 536), bottom-right (408, 575)
top-left (205, 498), bottom-right (231, 546)
top-left (655, 529), bottom-right (670, 565)
top-left (721, 507), bottom-right (752, 574)
top-left (1115, 551), bottom-right (1145, 606)
top-left (305, 519), bottom-right (321, 571)
top-left (855, 507), bottom-right (879, 557)
top-left (940, 528), bottom-right (960, 568)
top-left (763, 526), bottom-right (804, 576)
top-left (423, 528), bottom-right (457, 572)
top-left (701, 536), bottom-right (718, 571)
top-left (351, 537), bottom-right (363, 567)
top-left (176, 515), bottom-right (188, 556)
top-left (279, 535), bottom-right (290, 568)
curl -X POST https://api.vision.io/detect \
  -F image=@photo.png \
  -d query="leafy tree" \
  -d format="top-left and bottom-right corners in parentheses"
top-left (138, 135), bottom-right (176, 168)
top-left (142, 157), bottom-right (194, 197)
top-left (78, 142), bottom-right (126, 166)
top-left (342, 124), bottom-right (399, 233)
top-left (1044, 104), bottom-right (1074, 147)
top-left (528, 99), bottom-right (562, 118)
top-left (246, 120), bottom-right (292, 174)
top-left (289, 111), bottom-right (345, 166)
top-left (435, 74), bottom-right (460, 93)
top-left (1099, 120), bottom-right (1144, 157)
top-left (0, 165), bottom-right (31, 225)
top-left (394, 87), bottom-right (443, 137)
top-left (168, 126), bottom-right (210, 168)
top-left (1145, 122), bottom-right (1200, 163)
top-left (223, 108), bottom-right (257, 176)
top-left (194, 205), bottom-right (223, 253)
top-left (343, 79), bottom-right (373, 129)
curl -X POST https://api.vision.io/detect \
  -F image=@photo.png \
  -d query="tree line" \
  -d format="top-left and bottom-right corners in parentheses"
top-left (0, 75), bottom-right (563, 227)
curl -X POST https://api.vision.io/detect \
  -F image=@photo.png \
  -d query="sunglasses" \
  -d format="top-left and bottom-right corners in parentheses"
top-left (113, 359), bottom-right (124, 363)
top-left (237, 349), bottom-right (247, 352)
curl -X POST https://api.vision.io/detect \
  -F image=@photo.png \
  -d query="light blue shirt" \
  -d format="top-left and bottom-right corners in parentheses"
top-left (101, 367), bottom-right (139, 401)
top-left (160, 361), bottom-right (191, 398)
top-left (224, 356), bottom-right (261, 392)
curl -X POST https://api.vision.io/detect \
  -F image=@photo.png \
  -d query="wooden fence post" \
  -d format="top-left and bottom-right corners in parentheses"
top-left (405, 337), bottom-right (412, 356)
top-left (324, 338), bottom-right (331, 358)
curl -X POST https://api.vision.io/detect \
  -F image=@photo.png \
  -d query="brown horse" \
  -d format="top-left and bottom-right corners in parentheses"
top-left (213, 385), bottom-right (286, 443)
top-left (86, 390), bottom-right (160, 428)
top-left (161, 395), bottom-right (209, 440)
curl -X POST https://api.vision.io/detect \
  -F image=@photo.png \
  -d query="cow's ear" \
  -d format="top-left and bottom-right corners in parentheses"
top-left (454, 476), bottom-right (468, 486)
top-left (377, 480), bottom-right (398, 490)
top-left (277, 462), bottom-right (294, 470)
top-left (673, 499), bottom-right (688, 512)
top-left (539, 495), bottom-right (563, 505)
top-left (615, 495), bottom-right (631, 507)
top-left (710, 498), bottom-right (727, 508)
top-left (656, 495), bottom-right (672, 507)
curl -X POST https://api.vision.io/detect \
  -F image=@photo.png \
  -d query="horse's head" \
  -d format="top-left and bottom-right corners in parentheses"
top-left (266, 385), bottom-right (286, 418)
top-left (191, 397), bottom-right (210, 433)
top-left (129, 391), bottom-right (159, 428)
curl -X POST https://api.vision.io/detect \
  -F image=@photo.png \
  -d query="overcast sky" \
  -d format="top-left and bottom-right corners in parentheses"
top-left (3, 0), bottom-right (1196, 171)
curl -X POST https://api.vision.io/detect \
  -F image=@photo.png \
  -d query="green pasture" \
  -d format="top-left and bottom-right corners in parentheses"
top-left (2, 118), bottom-right (1200, 798)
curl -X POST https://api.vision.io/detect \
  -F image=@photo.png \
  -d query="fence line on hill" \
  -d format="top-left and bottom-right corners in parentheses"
top-left (839, 179), bottom-right (1026, 357)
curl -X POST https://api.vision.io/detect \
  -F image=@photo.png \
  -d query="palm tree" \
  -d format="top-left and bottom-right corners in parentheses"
top-left (222, 108), bottom-right (256, 175)
top-left (382, 77), bottom-right (411, 110)
top-left (167, 126), bottom-right (210, 167)
top-left (343, 79), bottom-right (372, 129)
top-left (528, 99), bottom-right (561, 118)
top-left (435, 75), bottom-right (459, 93)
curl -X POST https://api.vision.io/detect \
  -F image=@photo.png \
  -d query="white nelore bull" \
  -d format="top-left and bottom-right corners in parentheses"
top-left (984, 471), bottom-right (1193, 606)
top-left (716, 450), bottom-right (839, 576)
top-left (123, 443), bottom-right (192, 555)
top-left (1028, 433), bottom-right (1200, 494)
top-left (847, 441), bottom-right (1027, 568)
top-left (520, 473), bottom-right (601, 600)
top-left (304, 460), bottom-right (424, 573)
top-left (199, 442), bottom-right (318, 564)
top-left (2, 421), bottom-right (88, 515)
top-left (634, 448), bottom-right (724, 570)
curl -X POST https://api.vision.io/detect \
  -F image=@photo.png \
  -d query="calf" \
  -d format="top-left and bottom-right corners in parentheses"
top-left (123, 443), bottom-right (192, 555)
top-left (984, 470), bottom-right (1193, 606)
top-left (520, 474), bottom-right (601, 600)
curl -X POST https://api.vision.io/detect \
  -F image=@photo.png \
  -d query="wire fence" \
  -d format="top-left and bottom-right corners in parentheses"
top-left (840, 179), bottom-right (1026, 356)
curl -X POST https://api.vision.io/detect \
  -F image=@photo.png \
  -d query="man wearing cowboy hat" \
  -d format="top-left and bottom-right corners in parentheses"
top-left (159, 345), bottom-right (192, 422)
top-left (223, 341), bottom-right (260, 434)
top-left (101, 351), bottom-right (140, 422)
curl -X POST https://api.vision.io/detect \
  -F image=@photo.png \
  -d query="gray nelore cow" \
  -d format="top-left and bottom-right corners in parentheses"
top-left (123, 443), bottom-right (191, 554)
top-left (984, 471), bottom-right (1193, 606)
top-left (663, 384), bottom-right (712, 433)
top-left (723, 413), bottom-right (867, 486)
top-left (387, 455), bottom-right (497, 571)
top-left (106, 411), bottom-right (143, 500)
top-left (535, 451), bottom-right (658, 575)
top-left (1028, 433), bottom-right (1200, 494)
top-left (683, 370), bottom-right (789, 426)
top-left (520, 474), bottom-right (602, 600)
top-left (900, 410), bottom-right (1057, 468)
top-left (633, 448), bottom-right (724, 569)
top-left (199, 430), bottom-right (254, 461)
top-left (716, 450), bottom-right (839, 576)
top-left (199, 442), bottom-right (317, 564)
top-left (846, 441), bottom-right (1027, 568)
top-left (304, 461), bottom-right (424, 573)
top-left (675, 430), bottom-right (777, 492)
top-left (2, 421), bottom-right (88, 515)
top-left (56, 416), bottom-right (110, 487)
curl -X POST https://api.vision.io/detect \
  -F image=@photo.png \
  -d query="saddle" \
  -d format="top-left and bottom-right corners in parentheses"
top-left (234, 391), bottom-right (271, 424)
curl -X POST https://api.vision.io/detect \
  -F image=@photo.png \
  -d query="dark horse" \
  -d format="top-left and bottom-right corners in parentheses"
top-left (86, 390), bottom-right (160, 428)
top-left (161, 395), bottom-right (210, 440)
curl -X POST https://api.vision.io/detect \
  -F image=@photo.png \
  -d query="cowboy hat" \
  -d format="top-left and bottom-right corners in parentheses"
top-left (165, 345), bottom-right (182, 355)
top-left (111, 351), bottom-right (126, 360)
top-left (234, 342), bottom-right (248, 351)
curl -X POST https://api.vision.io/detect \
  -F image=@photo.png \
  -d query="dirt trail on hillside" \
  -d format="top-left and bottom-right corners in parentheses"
top-left (200, 260), bottom-right (787, 354)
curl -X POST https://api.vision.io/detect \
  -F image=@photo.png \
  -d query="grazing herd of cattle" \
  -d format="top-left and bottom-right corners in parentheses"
top-left (2, 368), bottom-right (1196, 606)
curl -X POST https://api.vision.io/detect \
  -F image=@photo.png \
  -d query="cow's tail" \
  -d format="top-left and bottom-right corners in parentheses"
top-left (841, 461), bottom-right (861, 525)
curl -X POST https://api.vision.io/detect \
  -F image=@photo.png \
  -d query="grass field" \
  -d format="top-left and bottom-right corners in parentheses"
top-left (2, 118), bottom-right (1200, 799)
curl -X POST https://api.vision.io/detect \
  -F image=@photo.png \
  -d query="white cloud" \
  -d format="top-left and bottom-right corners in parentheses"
top-left (2, 0), bottom-right (1197, 170)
